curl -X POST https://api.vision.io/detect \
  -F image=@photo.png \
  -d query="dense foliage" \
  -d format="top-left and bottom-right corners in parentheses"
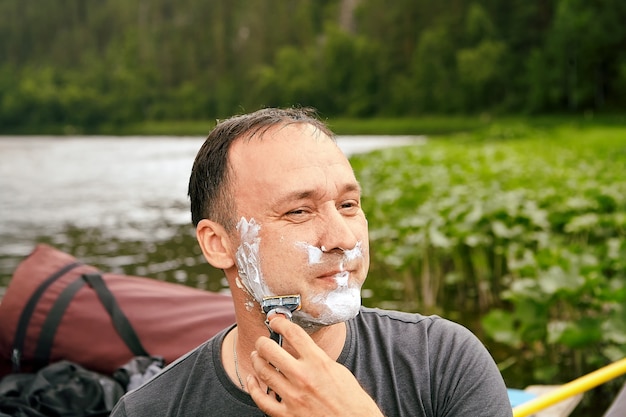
top-left (2, 0), bottom-right (626, 132)
top-left (350, 122), bottom-right (626, 415)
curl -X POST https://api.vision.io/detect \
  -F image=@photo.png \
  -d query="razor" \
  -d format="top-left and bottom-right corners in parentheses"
top-left (261, 294), bottom-right (301, 346)
top-left (260, 294), bottom-right (301, 404)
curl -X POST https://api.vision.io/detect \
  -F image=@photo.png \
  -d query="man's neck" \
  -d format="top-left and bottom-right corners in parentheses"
top-left (222, 300), bottom-right (348, 392)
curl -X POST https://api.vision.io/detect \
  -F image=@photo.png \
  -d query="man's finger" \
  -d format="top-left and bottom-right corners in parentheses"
top-left (247, 374), bottom-right (285, 417)
top-left (267, 315), bottom-right (325, 357)
top-left (250, 349), bottom-right (290, 394)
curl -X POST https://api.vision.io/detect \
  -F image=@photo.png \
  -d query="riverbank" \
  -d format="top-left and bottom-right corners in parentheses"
top-left (3, 113), bottom-right (624, 137)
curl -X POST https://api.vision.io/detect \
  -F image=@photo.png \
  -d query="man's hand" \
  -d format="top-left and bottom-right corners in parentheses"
top-left (246, 316), bottom-right (384, 417)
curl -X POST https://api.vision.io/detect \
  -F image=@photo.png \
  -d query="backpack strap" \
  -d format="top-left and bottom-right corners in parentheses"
top-left (33, 278), bottom-right (87, 370)
top-left (81, 273), bottom-right (149, 358)
top-left (11, 261), bottom-right (82, 372)
top-left (32, 273), bottom-right (149, 369)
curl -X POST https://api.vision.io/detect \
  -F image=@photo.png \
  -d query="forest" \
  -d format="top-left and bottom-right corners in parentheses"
top-left (1, 0), bottom-right (626, 133)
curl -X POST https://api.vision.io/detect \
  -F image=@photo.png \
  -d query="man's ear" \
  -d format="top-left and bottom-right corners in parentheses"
top-left (196, 219), bottom-right (236, 270)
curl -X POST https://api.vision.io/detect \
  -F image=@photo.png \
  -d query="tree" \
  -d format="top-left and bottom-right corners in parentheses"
top-left (456, 3), bottom-right (508, 111)
top-left (410, 26), bottom-right (460, 113)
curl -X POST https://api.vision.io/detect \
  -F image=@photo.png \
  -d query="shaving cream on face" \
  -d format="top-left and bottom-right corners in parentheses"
top-left (298, 241), bottom-right (363, 266)
top-left (301, 284), bottom-right (362, 326)
top-left (235, 217), bottom-right (272, 303)
top-left (235, 218), bottom-right (364, 326)
top-left (342, 242), bottom-right (363, 262)
top-left (294, 241), bottom-right (364, 327)
top-left (297, 242), bottom-right (324, 264)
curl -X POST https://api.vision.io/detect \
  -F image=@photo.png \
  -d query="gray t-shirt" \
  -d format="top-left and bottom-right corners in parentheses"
top-left (111, 307), bottom-right (513, 416)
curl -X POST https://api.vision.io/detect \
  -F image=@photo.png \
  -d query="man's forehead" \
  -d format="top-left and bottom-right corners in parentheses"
top-left (228, 124), bottom-right (356, 200)
top-left (229, 123), bottom-right (339, 164)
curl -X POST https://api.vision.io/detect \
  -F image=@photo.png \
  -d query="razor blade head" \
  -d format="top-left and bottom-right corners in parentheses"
top-left (261, 294), bottom-right (302, 315)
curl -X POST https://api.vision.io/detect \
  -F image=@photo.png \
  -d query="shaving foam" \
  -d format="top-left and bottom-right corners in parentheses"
top-left (235, 217), bottom-right (272, 303)
top-left (293, 241), bottom-right (364, 326)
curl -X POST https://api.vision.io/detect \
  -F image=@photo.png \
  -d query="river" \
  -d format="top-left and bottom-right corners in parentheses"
top-left (0, 135), bottom-right (422, 294)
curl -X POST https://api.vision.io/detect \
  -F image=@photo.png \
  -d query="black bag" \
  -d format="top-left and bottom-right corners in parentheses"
top-left (0, 360), bottom-right (124, 417)
top-left (112, 356), bottom-right (164, 392)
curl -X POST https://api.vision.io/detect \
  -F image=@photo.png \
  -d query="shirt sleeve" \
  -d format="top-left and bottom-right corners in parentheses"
top-left (428, 319), bottom-right (513, 417)
top-left (110, 398), bottom-right (128, 417)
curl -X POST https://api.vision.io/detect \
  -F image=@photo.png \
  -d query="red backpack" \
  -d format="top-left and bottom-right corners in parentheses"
top-left (0, 244), bottom-right (236, 378)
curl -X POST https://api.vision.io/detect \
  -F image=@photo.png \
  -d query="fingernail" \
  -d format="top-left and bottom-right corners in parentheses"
top-left (268, 314), bottom-right (285, 329)
top-left (268, 313), bottom-right (286, 321)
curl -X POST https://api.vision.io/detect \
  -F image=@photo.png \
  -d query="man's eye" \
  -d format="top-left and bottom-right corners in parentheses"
top-left (341, 200), bottom-right (359, 208)
top-left (340, 201), bottom-right (360, 213)
top-left (286, 207), bottom-right (312, 217)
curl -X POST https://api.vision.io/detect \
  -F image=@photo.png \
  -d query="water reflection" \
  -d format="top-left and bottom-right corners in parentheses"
top-left (28, 222), bottom-right (228, 293)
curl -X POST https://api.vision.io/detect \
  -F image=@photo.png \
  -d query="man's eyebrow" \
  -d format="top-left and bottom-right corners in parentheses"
top-left (279, 189), bottom-right (316, 203)
top-left (342, 182), bottom-right (362, 195)
top-left (273, 183), bottom-right (361, 206)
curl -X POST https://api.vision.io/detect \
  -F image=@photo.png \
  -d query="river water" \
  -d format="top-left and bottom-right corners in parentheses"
top-left (0, 135), bottom-right (421, 294)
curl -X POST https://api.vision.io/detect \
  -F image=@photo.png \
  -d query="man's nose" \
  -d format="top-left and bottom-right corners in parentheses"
top-left (319, 207), bottom-right (359, 253)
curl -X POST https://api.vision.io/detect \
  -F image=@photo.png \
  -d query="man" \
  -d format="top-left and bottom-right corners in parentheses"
top-left (111, 107), bottom-right (513, 416)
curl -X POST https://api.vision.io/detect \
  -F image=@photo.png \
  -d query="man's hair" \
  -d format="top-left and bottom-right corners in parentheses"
top-left (188, 107), bottom-right (334, 231)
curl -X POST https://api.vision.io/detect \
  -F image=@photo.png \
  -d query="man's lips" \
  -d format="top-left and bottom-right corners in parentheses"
top-left (317, 269), bottom-right (343, 279)
top-left (316, 268), bottom-right (354, 281)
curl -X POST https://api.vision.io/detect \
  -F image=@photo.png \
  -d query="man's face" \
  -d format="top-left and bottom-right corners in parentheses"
top-left (229, 123), bottom-right (370, 327)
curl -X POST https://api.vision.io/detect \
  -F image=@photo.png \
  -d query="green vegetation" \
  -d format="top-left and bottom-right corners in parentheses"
top-left (1, 0), bottom-right (625, 133)
top-left (95, 115), bottom-right (492, 136)
top-left (351, 122), bottom-right (626, 415)
top-left (10, 113), bottom-right (620, 137)
top-left (327, 115), bottom-right (492, 136)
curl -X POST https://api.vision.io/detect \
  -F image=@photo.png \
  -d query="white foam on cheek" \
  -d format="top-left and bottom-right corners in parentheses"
top-left (297, 241), bottom-right (364, 266)
top-left (343, 241), bottom-right (363, 261)
top-left (235, 217), bottom-right (273, 303)
top-left (296, 242), bottom-right (324, 264)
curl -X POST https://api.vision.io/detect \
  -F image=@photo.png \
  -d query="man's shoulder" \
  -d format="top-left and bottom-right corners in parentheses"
top-left (354, 307), bottom-right (476, 342)
top-left (357, 306), bottom-right (433, 322)
top-left (357, 306), bottom-right (454, 327)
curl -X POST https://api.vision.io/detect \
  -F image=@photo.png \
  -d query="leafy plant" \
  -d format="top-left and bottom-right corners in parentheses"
top-left (351, 123), bottom-right (626, 413)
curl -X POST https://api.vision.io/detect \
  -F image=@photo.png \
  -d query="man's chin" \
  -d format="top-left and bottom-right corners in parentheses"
top-left (291, 287), bottom-right (362, 331)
